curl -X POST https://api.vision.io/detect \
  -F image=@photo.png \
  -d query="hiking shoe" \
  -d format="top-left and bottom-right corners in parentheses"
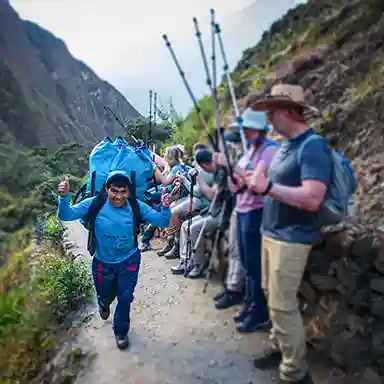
top-left (139, 243), bottom-right (151, 252)
top-left (171, 260), bottom-right (186, 275)
top-left (99, 304), bottom-right (110, 320)
top-left (234, 303), bottom-right (251, 323)
top-left (115, 334), bottom-right (130, 350)
top-left (253, 348), bottom-right (282, 370)
top-left (215, 290), bottom-right (242, 309)
top-left (165, 243), bottom-right (180, 260)
top-left (279, 372), bottom-right (313, 384)
top-left (213, 290), bottom-right (226, 302)
top-left (187, 264), bottom-right (206, 279)
top-left (236, 313), bottom-right (270, 333)
top-left (157, 239), bottom-right (174, 256)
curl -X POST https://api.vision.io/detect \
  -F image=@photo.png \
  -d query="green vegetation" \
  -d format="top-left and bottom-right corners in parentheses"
top-left (0, 141), bottom-right (94, 383)
top-left (164, 0), bottom-right (383, 154)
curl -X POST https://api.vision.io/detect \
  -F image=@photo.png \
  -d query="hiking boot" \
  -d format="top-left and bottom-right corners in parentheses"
top-left (253, 348), bottom-right (282, 370)
top-left (115, 334), bottom-right (130, 350)
top-left (165, 243), bottom-right (180, 260)
top-left (213, 290), bottom-right (226, 302)
top-left (139, 242), bottom-right (151, 252)
top-left (171, 260), bottom-right (186, 275)
top-left (236, 310), bottom-right (270, 333)
top-left (99, 304), bottom-right (110, 320)
top-left (279, 372), bottom-right (313, 384)
top-left (157, 237), bottom-right (174, 257)
top-left (215, 290), bottom-right (242, 310)
top-left (234, 302), bottom-right (251, 323)
top-left (187, 263), bottom-right (206, 279)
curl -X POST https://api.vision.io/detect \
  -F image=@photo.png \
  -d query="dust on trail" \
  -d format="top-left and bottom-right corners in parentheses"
top-left (66, 221), bottom-right (276, 384)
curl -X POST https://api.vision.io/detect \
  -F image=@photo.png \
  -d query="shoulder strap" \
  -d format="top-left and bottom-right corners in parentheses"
top-left (128, 198), bottom-right (141, 247)
top-left (297, 134), bottom-right (322, 165)
top-left (84, 189), bottom-right (107, 256)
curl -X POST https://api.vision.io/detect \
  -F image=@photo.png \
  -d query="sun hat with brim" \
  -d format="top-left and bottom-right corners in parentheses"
top-left (227, 108), bottom-right (272, 132)
top-left (251, 84), bottom-right (321, 116)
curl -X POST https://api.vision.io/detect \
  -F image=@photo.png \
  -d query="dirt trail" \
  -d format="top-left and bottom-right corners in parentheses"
top-left (66, 221), bottom-right (275, 384)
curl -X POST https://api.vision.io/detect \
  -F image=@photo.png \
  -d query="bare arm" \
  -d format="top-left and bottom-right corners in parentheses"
top-left (197, 175), bottom-right (218, 200)
top-left (154, 167), bottom-right (177, 185)
top-left (268, 180), bottom-right (327, 212)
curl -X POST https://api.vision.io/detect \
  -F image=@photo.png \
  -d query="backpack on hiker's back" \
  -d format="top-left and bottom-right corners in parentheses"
top-left (75, 136), bottom-right (154, 204)
top-left (298, 134), bottom-right (357, 225)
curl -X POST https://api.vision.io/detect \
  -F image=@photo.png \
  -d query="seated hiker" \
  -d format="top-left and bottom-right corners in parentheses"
top-left (170, 148), bottom-right (231, 277)
top-left (57, 171), bottom-right (171, 350)
top-left (157, 143), bottom-right (210, 258)
top-left (154, 146), bottom-right (190, 186)
top-left (140, 147), bottom-right (190, 252)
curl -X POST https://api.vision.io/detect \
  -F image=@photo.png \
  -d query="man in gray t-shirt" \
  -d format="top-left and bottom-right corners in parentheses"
top-left (245, 84), bottom-right (331, 384)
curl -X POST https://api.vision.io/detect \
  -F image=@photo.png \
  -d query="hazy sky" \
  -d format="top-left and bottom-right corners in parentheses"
top-left (11, 0), bottom-right (305, 116)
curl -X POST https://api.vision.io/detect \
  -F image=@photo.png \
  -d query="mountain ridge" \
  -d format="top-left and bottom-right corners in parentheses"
top-left (0, 0), bottom-right (141, 149)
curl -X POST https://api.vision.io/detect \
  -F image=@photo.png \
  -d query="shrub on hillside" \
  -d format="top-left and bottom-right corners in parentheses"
top-left (0, 246), bottom-right (93, 383)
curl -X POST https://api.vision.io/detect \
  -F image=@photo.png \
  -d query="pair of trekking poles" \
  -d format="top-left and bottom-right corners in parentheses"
top-left (162, 9), bottom-right (248, 292)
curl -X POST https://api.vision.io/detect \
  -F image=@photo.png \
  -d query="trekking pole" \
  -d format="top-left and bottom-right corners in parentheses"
top-left (214, 23), bottom-right (250, 164)
top-left (104, 106), bottom-right (138, 143)
top-left (162, 34), bottom-right (217, 150)
top-left (184, 168), bottom-right (198, 277)
top-left (192, 13), bottom-right (236, 182)
top-left (148, 90), bottom-right (153, 148)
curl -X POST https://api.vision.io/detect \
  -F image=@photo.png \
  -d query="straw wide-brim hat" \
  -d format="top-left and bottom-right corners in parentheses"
top-left (251, 84), bottom-right (321, 116)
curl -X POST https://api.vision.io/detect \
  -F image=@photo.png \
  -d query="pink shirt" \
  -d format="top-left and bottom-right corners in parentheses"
top-left (151, 151), bottom-right (166, 167)
top-left (235, 144), bottom-right (278, 213)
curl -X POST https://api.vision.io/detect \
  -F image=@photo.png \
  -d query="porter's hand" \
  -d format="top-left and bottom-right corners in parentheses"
top-left (58, 175), bottom-right (69, 196)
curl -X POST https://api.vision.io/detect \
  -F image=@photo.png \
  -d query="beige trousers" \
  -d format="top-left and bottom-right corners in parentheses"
top-left (261, 235), bottom-right (312, 382)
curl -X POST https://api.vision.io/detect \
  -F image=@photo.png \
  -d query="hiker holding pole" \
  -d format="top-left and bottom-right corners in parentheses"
top-left (170, 148), bottom-right (231, 277)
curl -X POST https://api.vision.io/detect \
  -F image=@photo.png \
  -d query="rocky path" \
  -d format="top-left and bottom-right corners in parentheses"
top-left (66, 221), bottom-right (276, 384)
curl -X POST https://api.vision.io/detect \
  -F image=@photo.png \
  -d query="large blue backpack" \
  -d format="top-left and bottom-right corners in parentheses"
top-left (74, 136), bottom-right (154, 203)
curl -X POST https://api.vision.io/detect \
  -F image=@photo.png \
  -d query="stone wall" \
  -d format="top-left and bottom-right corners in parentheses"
top-left (299, 221), bottom-right (384, 382)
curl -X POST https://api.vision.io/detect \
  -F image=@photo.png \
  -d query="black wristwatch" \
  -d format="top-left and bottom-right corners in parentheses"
top-left (262, 180), bottom-right (273, 196)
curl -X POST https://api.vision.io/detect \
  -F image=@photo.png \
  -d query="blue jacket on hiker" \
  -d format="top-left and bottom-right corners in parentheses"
top-left (58, 194), bottom-right (171, 264)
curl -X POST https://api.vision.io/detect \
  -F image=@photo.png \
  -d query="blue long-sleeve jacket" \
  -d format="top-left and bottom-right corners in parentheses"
top-left (58, 194), bottom-right (171, 264)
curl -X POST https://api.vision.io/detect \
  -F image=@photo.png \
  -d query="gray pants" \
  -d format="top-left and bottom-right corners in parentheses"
top-left (180, 215), bottom-right (219, 265)
top-left (226, 210), bottom-right (245, 292)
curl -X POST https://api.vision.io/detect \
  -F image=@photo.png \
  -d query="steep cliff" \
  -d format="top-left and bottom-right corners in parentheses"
top-left (0, 0), bottom-right (140, 148)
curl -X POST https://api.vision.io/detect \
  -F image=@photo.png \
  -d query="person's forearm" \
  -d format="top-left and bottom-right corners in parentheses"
top-left (199, 183), bottom-right (215, 200)
top-left (58, 194), bottom-right (90, 221)
top-left (268, 183), bottom-right (321, 212)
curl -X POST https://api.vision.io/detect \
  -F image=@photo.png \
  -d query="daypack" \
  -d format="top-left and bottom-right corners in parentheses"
top-left (298, 135), bottom-right (357, 225)
top-left (82, 188), bottom-right (141, 256)
top-left (74, 136), bottom-right (154, 204)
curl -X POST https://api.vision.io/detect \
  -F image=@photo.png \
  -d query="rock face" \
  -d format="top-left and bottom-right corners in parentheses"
top-left (0, 0), bottom-right (141, 148)
top-left (300, 222), bottom-right (384, 380)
